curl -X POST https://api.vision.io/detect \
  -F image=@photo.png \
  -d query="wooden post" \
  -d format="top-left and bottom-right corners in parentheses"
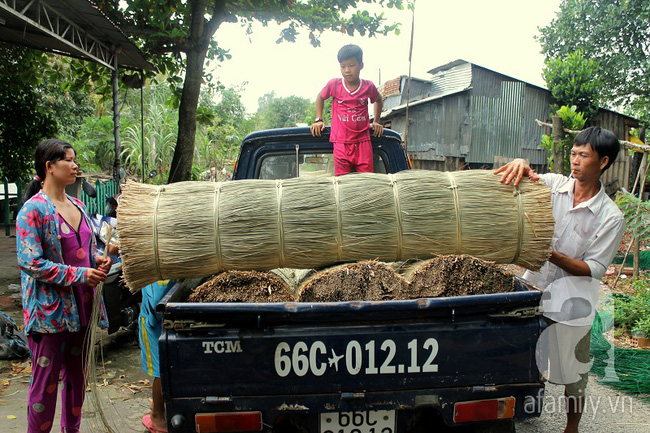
top-left (629, 126), bottom-right (645, 192)
top-left (633, 127), bottom-right (647, 279)
top-left (552, 115), bottom-right (564, 173)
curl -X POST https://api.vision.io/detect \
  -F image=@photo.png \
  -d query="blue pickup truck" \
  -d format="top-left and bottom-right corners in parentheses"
top-left (158, 127), bottom-right (546, 433)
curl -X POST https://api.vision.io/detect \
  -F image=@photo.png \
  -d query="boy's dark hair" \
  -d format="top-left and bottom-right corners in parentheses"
top-left (573, 126), bottom-right (619, 172)
top-left (337, 44), bottom-right (363, 63)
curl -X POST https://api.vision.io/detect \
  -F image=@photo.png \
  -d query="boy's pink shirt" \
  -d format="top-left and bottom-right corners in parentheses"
top-left (321, 78), bottom-right (380, 144)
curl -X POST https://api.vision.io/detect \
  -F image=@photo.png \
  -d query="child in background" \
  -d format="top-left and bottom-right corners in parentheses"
top-left (140, 280), bottom-right (177, 433)
top-left (310, 44), bottom-right (384, 176)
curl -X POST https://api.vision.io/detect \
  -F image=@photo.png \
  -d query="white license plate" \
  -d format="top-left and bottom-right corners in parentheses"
top-left (320, 410), bottom-right (395, 433)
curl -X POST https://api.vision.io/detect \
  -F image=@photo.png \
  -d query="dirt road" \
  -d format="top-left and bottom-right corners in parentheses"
top-left (0, 229), bottom-right (151, 432)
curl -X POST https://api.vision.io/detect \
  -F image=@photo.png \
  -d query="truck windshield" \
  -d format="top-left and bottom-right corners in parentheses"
top-left (258, 152), bottom-right (387, 180)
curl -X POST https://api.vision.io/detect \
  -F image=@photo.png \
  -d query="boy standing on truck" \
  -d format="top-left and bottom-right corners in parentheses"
top-left (310, 44), bottom-right (384, 176)
top-left (495, 126), bottom-right (626, 433)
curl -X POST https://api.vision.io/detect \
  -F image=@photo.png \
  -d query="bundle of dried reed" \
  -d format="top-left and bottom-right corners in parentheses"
top-left (118, 170), bottom-right (553, 291)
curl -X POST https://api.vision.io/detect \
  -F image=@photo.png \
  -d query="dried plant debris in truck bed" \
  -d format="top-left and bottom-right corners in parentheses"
top-left (188, 271), bottom-right (295, 303)
top-left (297, 261), bottom-right (408, 302)
top-left (405, 255), bottom-right (514, 298)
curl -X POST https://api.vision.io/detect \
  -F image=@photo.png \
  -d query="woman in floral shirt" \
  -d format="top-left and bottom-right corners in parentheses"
top-left (17, 139), bottom-right (110, 433)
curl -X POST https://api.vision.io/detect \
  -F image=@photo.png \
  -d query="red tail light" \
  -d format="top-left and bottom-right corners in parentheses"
top-left (195, 411), bottom-right (262, 432)
top-left (453, 397), bottom-right (515, 423)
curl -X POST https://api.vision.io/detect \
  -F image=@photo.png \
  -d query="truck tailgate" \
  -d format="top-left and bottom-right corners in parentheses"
top-left (160, 283), bottom-right (543, 399)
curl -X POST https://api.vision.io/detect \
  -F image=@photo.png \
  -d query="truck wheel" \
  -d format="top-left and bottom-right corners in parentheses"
top-left (473, 420), bottom-right (515, 433)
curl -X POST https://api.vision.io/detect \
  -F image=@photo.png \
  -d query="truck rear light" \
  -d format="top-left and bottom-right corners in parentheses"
top-left (195, 411), bottom-right (262, 432)
top-left (453, 397), bottom-right (515, 423)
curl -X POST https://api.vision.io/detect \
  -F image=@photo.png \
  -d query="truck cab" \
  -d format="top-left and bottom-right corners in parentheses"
top-left (233, 127), bottom-right (410, 180)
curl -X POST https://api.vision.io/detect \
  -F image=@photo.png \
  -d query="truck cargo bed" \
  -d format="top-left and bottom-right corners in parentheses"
top-left (159, 278), bottom-right (545, 432)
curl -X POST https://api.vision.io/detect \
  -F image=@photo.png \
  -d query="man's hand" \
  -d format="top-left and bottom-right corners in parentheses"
top-left (310, 121), bottom-right (325, 137)
top-left (549, 250), bottom-right (592, 277)
top-left (370, 122), bottom-right (384, 137)
top-left (494, 158), bottom-right (539, 186)
top-left (85, 268), bottom-right (108, 287)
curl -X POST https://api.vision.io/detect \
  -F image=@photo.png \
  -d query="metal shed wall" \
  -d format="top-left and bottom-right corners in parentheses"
top-left (387, 60), bottom-right (639, 187)
top-left (469, 81), bottom-right (550, 166)
top-left (392, 92), bottom-right (472, 162)
top-left (592, 110), bottom-right (637, 191)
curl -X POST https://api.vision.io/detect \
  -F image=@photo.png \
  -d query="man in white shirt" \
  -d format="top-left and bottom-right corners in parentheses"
top-left (495, 126), bottom-right (626, 433)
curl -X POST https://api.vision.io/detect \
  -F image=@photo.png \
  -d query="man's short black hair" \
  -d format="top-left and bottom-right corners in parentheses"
top-left (338, 44), bottom-right (363, 63)
top-left (574, 126), bottom-right (620, 172)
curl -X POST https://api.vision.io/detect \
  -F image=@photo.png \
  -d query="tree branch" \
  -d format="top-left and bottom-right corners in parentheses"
top-left (535, 119), bottom-right (650, 152)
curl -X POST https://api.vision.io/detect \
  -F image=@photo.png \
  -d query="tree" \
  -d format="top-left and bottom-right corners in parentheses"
top-left (97, 0), bottom-right (404, 182)
top-left (542, 50), bottom-right (602, 121)
top-left (537, 0), bottom-right (650, 122)
top-left (540, 105), bottom-right (587, 174)
top-left (254, 92), bottom-right (312, 130)
top-left (0, 44), bottom-right (58, 180)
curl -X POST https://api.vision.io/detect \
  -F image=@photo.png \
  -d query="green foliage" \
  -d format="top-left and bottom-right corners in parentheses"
top-left (612, 276), bottom-right (650, 337)
top-left (537, 0), bottom-right (650, 123)
top-left (39, 56), bottom-right (96, 139)
top-left (627, 96), bottom-right (650, 127)
top-left (0, 44), bottom-right (58, 181)
top-left (540, 106), bottom-right (587, 174)
top-left (615, 191), bottom-right (650, 245)
top-left (542, 50), bottom-right (602, 121)
top-left (74, 116), bottom-right (120, 173)
top-left (254, 92), bottom-right (312, 130)
top-left (632, 315), bottom-right (650, 339)
top-left (119, 83), bottom-right (178, 182)
top-left (304, 98), bottom-right (333, 125)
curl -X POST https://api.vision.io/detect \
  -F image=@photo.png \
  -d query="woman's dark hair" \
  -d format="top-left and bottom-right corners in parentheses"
top-left (23, 139), bottom-right (75, 201)
top-left (337, 44), bottom-right (363, 63)
top-left (574, 126), bottom-right (619, 172)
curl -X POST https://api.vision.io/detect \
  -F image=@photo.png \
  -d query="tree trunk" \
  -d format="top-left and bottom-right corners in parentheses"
top-left (168, 48), bottom-right (207, 183)
top-left (168, 0), bottom-right (222, 183)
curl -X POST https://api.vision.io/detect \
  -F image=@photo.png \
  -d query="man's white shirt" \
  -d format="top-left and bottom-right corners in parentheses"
top-left (523, 173), bottom-right (625, 312)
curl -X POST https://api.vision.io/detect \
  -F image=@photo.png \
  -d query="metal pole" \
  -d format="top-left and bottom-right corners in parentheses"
top-left (111, 50), bottom-right (122, 185)
top-left (3, 178), bottom-right (9, 236)
top-left (141, 84), bottom-right (146, 183)
top-left (403, 1), bottom-right (415, 154)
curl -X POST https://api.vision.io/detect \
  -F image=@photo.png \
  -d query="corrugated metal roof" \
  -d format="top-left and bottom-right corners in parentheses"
top-left (381, 88), bottom-right (470, 119)
top-left (429, 60), bottom-right (472, 97)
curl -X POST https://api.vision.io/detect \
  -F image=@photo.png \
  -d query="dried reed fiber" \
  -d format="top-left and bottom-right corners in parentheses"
top-left (118, 170), bottom-right (553, 291)
top-left (297, 261), bottom-right (408, 302)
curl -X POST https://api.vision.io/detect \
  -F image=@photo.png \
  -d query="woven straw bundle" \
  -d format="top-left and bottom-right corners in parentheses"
top-left (118, 170), bottom-right (554, 291)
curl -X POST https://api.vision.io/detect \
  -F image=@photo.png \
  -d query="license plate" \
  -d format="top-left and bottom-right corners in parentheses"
top-left (320, 410), bottom-right (395, 433)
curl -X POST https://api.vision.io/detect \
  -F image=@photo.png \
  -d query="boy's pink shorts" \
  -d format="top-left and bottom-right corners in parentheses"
top-left (333, 139), bottom-right (374, 176)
